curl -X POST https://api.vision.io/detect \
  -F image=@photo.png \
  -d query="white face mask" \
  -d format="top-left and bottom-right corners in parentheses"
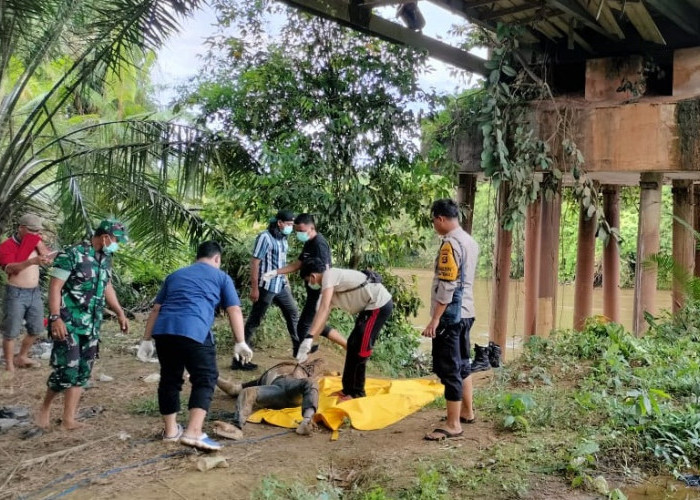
top-left (281, 225), bottom-right (293, 235)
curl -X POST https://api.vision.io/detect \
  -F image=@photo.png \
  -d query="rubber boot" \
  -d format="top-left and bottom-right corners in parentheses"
top-left (471, 344), bottom-right (491, 373)
top-left (488, 341), bottom-right (502, 368)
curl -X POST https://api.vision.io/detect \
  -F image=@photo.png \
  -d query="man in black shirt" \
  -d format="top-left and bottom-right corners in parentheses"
top-left (263, 214), bottom-right (346, 356)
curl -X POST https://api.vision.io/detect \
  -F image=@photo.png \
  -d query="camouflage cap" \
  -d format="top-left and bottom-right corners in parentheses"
top-left (95, 219), bottom-right (128, 243)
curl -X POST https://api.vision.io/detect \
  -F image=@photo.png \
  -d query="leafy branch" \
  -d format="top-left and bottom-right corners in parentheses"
top-left (478, 24), bottom-right (617, 242)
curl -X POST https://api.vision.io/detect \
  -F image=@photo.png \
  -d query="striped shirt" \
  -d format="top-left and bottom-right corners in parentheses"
top-left (252, 230), bottom-right (289, 293)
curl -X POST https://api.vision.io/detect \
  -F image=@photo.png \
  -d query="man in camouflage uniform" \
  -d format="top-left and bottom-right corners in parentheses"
top-left (35, 219), bottom-right (130, 431)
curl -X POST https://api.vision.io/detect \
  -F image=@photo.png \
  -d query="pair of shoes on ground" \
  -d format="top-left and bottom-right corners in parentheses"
top-left (163, 424), bottom-right (222, 451)
top-left (471, 341), bottom-right (502, 373)
top-left (230, 358), bottom-right (258, 371)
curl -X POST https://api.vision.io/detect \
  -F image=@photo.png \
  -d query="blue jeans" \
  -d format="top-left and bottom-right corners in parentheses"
top-left (3, 285), bottom-right (44, 339)
top-left (244, 285), bottom-right (299, 348)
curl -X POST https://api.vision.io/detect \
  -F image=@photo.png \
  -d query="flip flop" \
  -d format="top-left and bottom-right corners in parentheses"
top-left (440, 416), bottom-right (476, 424)
top-left (424, 428), bottom-right (464, 441)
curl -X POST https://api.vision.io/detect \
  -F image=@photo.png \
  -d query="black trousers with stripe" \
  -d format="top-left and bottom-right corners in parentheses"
top-left (342, 300), bottom-right (394, 398)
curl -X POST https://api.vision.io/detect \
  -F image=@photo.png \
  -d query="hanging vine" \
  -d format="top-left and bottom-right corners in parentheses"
top-left (477, 24), bottom-right (618, 244)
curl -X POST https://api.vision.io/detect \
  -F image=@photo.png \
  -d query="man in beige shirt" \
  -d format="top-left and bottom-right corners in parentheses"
top-left (0, 214), bottom-right (53, 371)
top-left (297, 260), bottom-right (393, 400)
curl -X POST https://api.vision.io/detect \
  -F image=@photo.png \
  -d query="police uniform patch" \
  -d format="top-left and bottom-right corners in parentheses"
top-left (436, 241), bottom-right (459, 281)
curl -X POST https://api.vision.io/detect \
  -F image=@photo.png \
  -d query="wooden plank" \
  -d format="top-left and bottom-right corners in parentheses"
top-left (645, 0), bottom-right (700, 36)
top-left (480, 1), bottom-right (542, 21)
top-left (575, 0), bottom-right (625, 39)
top-left (463, 0), bottom-right (501, 7)
top-left (622, 1), bottom-right (666, 44)
top-left (533, 19), bottom-right (564, 41)
top-left (429, 0), bottom-right (540, 43)
top-left (359, 0), bottom-right (412, 6)
top-left (549, 15), bottom-right (594, 52)
top-left (279, 0), bottom-right (489, 74)
top-left (544, 0), bottom-right (612, 37)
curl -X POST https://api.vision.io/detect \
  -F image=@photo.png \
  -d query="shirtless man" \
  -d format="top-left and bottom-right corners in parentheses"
top-left (0, 214), bottom-right (53, 371)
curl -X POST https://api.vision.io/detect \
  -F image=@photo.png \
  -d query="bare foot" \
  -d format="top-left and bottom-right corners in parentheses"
top-left (61, 420), bottom-right (86, 431)
top-left (35, 408), bottom-right (51, 430)
top-left (14, 356), bottom-right (39, 368)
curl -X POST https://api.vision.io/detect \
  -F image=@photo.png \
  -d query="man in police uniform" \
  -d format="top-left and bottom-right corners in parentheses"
top-left (35, 219), bottom-right (130, 431)
top-left (422, 199), bottom-right (479, 441)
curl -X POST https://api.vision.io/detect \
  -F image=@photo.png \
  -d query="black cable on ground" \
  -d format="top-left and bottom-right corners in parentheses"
top-left (19, 429), bottom-right (293, 500)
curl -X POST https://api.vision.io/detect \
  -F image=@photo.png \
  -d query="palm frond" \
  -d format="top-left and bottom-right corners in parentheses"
top-left (6, 119), bottom-right (253, 256)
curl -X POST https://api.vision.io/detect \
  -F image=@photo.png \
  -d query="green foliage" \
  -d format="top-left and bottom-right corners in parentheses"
top-left (400, 468), bottom-right (448, 500)
top-left (498, 393), bottom-right (534, 431)
top-left (128, 395), bottom-right (186, 416)
top-left (515, 313), bottom-right (700, 472)
top-left (252, 475), bottom-right (341, 500)
top-left (0, 0), bottom-right (239, 262)
top-left (182, 1), bottom-right (451, 269)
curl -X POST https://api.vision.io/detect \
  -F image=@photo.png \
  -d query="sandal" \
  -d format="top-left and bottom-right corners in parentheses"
top-left (424, 428), bottom-right (464, 441)
top-left (162, 423), bottom-right (183, 442)
top-left (180, 433), bottom-right (222, 452)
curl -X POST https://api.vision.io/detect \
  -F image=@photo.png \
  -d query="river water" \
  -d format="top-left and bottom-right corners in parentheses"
top-left (392, 268), bottom-right (673, 359)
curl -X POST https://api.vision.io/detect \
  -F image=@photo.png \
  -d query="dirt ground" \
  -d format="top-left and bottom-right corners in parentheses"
top-left (0, 322), bottom-right (594, 500)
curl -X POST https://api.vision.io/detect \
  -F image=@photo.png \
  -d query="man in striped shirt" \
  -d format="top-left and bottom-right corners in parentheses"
top-left (232, 210), bottom-right (299, 370)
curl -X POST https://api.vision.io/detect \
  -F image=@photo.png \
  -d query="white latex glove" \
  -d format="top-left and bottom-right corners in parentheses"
top-left (234, 342), bottom-right (254, 364)
top-left (296, 338), bottom-right (314, 363)
top-left (136, 339), bottom-right (155, 362)
top-left (261, 270), bottom-right (278, 282)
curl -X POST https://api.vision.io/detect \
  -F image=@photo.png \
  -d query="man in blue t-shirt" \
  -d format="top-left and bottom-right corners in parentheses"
top-left (140, 241), bottom-right (253, 452)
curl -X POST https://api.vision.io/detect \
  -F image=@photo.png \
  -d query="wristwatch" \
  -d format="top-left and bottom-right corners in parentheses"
top-left (48, 314), bottom-right (60, 321)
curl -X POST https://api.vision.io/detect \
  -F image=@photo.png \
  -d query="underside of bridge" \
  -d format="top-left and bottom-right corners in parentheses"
top-left (280, 0), bottom-right (700, 354)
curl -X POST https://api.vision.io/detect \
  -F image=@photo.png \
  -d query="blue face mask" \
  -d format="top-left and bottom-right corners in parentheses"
top-left (296, 231), bottom-right (310, 243)
top-left (104, 241), bottom-right (119, 254)
top-left (308, 282), bottom-right (321, 290)
top-left (281, 225), bottom-right (293, 236)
